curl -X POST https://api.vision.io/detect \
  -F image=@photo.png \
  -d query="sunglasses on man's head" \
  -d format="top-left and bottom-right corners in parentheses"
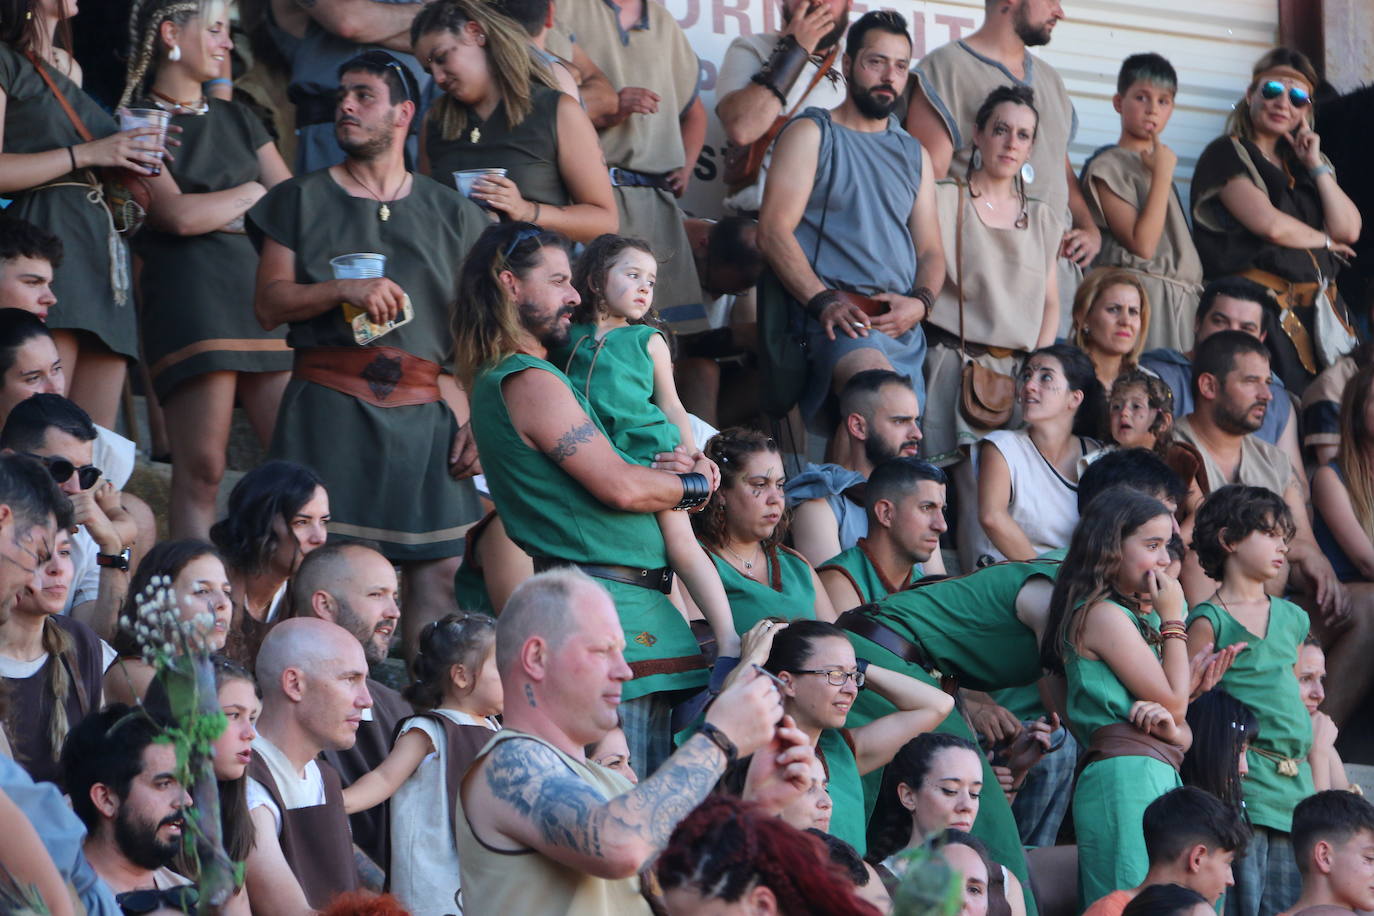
top-left (1259, 80), bottom-right (1310, 108)
top-left (24, 452), bottom-right (101, 490)
top-left (116, 885), bottom-right (199, 914)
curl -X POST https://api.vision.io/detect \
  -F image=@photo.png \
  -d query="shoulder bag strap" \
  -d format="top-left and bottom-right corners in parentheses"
top-left (811, 114), bottom-right (839, 267)
top-left (785, 46), bottom-right (839, 120)
top-left (955, 180), bottom-right (969, 361)
top-left (23, 50), bottom-right (94, 142)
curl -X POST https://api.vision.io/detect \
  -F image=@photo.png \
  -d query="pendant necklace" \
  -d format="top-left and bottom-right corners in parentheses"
top-left (724, 542), bottom-right (763, 580)
top-left (150, 88), bottom-right (208, 115)
top-left (343, 162), bottom-right (405, 222)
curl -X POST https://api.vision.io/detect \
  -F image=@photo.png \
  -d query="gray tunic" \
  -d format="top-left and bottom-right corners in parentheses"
top-left (787, 107), bottom-right (927, 419)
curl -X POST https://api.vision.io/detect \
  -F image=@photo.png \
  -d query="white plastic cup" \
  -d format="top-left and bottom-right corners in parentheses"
top-left (452, 168), bottom-right (508, 209)
top-left (329, 252), bottom-right (388, 280)
top-left (119, 108), bottom-right (171, 175)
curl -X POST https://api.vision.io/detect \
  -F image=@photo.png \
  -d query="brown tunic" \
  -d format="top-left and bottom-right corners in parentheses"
top-left (246, 752), bottom-right (358, 907)
top-left (2, 615), bottom-right (104, 785)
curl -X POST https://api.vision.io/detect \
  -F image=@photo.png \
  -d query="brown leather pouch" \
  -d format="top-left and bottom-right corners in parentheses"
top-left (836, 290), bottom-right (889, 318)
top-left (293, 346), bottom-right (441, 408)
top-left (960, 358), bottom-right (1016, 428)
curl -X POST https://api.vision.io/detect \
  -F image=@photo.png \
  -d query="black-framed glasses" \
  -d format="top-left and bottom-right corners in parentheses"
top-left (116, 885), bottom-right (199, 914)
top-left (1259, 80), bottom-right (1310, 108)
top-left (502, 225), bottom-right (543, 262)
top-left (794, 667), bottom-right (865, 688)
top-left (23, 452), bottom-right (101, 489)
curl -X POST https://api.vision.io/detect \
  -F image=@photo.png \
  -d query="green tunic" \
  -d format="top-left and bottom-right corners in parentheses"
top-left (707, 545), bottom-right (816, 633)
top-left (558, 323), bottom-right (678, 463)
top-left (134, 98), bottom-right (290, 400)
top-left (1189, 597), bottom-right (1313, 833)
top-left (0, 45), bottom-right (137, 357)
top-left (425, 85), bottom-right (570, 207)
top-left (1067, 601), bottom-right (1182, 907)
top-left (452, 512), bottom-right (497, 617)
top-left (816, 540), bottom-right (922, 608)
top-left (247, 169), bottom-right (486, 562)
top-left (818, 728), bottom-right (867, 854)
top-left (470, 353), bottom-right (706, 700)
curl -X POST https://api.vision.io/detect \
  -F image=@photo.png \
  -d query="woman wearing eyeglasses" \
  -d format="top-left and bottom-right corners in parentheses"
top-left (759, 619), bottom-right (953, 856)
top-left (1190, 48), bottom-right (1361, 393)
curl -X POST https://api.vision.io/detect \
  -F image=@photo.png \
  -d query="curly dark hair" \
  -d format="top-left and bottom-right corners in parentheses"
top-left (570, 234), bottom-right (660, 326)
top-left (405, 612), bottom-right (496, 709)
top-left (692, 427), bottom-right (789, 550)
top-left (1189, 484), bottom-right (1295, 580)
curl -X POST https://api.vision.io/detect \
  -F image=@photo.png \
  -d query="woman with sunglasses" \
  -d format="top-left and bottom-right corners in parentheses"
top-left (1190, 48), bottom-right (1361, 392)
top-left (759, 618), bottom-right (953, 856)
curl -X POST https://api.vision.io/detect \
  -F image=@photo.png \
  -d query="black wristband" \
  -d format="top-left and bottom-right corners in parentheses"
top-left (698, 721), bottom-right (739, 765)
top-left (750, 35), bottom-right (809, 106)
top-left (675, 472), bottom-right (710, 510)
top-left (910, 286), bottom-right (934, 317)
top-left (67, 146), bottom-right (78, 172)
top-left (805, 289), bottom-right (841, 319)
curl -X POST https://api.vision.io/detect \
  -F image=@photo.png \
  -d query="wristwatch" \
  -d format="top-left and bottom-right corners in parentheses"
top-left (96, 547), bottom-right (131, 572)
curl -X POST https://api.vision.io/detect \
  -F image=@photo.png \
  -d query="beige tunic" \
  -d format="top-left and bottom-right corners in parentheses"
top-left (455, 729), bottom-right (650, 916)
top-left (715, 32), bottom-right (848, 213)
top-left (1173, 415), bottom-right (1295, 498)
top-left (915, 40), bottom-right (1076, 225)
top-left (1081, 145), bottom-right (1204, 353)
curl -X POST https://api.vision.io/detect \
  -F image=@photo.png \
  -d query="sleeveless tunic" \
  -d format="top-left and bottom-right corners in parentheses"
top-left (818, 539), bottom-right (923, 609)
top-left (134, 98), bottom-right (290, 400)
top-left (969, 429), bottom-right (1098, 563)
top-left (469, 353), bottom-right (705, 700)
top-left (246, 753), bottom-right (358, 907)
top-left (1189, 597), bottom-right (1313, 832)
top-left (559, 323), bottom-right (679, 463)
top-left (1081, 145), bottom-right (1204, 353)
top-left (1067, 601), bottom-right (1182, 905)
top-left (818, 728), bottom-right (866, 854)
top-left (426, 85), bottom-right (569, 207)
top-left (706, 544), bottom-right (816, 633)
top-left (454, 729), bottom-right (649, 915)
top-left (0, 45), bottom-right (137, 357)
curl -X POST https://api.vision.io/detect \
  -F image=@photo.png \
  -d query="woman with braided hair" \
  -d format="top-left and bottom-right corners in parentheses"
top-left (0, 524), bottom-right (108, 785)
top-left (411, 0), bottom-right (616, 242)
top-left (122, 0), bottom-right (294, 540)
top-left (656, 794), bottom-right (881, 915)
top-left (0, 0), bottom-right (177, 427)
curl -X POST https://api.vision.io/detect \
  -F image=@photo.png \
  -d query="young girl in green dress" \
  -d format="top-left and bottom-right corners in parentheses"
top-left (1186, 484), bottom-right (1312, 916)
top-left (562, 235), bottom-right (740, 655)
top-left (1042, 486), bottom-right (1192, 906)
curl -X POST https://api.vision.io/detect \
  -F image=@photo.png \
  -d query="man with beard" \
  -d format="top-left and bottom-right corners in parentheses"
top-left (0, 453), bottom-right (63, 621)
top-left (245, 619), bottom-right (374, 910)
top-left (1174, 331), bottom-right (1346, 623)
top-left (714, 0), bottom-right (850, 215)
top-left (61, 705), bottom-right (196, 909)
top-left (785, 370), bottom-right (946, 574)
top-left (249, 51), bottom-right (487, 657)
top-left (291, 541), bottom-right (407, 877)
top-left (908, 0), bottom-right (1101, 317)
top-left (456, 222), bottom-right (715, 779)
top-left (758, 11), bottom-right (944, 437)
top-left (818, 456), bottom-right (947, 611)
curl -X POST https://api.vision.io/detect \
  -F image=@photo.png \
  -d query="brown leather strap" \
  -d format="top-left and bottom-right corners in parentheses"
top-left (836, 607), bottom-right (937, 674)
top-left (24, 50), bottom-right (94, 142)
top-left (749, 46), bottom-right (841, 171)
top-left (1239, 267), bottom-right (1320, 375)
top-left (629, 655), bottom-right (709, 680)
top-left (531, 556), bottom-right (674, 594)
top-left (956, 180), bottom-right (968, 359)
top-left (1078, 721), bottom-right (1185, 776)
top-left (293, 346), bottom-right (441, 408)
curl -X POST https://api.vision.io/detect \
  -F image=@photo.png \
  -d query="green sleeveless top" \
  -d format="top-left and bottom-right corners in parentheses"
top-left (1064, 600), bottom-right (1161, 747)
top-left (452, 512), bottom-right (497, 616)
top-left (817, 540), bottom-right (922, 608)
top-left (559, 323), bottom-right (679, 464)
top-left (706, 545), bottom-right (816, 633)
top-left (865, 560), bottom-right (1059, 692)
top-left (470, 353), bottom-right (668, 568)
top-left (818, 728), bottom-right (867, 854)
top-left (1190, 597), bottom-right (1313, 832)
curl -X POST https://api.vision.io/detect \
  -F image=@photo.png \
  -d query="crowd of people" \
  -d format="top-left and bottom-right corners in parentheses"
top-left (1, 0), bottom-right (1373, 914)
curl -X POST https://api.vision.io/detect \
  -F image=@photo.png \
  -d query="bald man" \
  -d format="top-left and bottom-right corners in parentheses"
top-left (456, 569), bottom-right (815, 914)
top-left (291, 541), bottom-right (409, 874)
top-left (244, 618), bottom-right (372, 913)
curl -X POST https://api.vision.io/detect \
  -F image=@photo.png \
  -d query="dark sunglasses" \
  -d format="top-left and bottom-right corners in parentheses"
top-left (116, 885), bottom-right (199, 914)
top-left (23, 452), bottom-right (102, 489)
top-left (1259, 80), bottom-right (1310, 108)
top-left (502, 225), bottom-right (543, 262)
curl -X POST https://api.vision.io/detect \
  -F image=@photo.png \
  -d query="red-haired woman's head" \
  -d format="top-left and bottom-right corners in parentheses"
top-left (656, 795), bottom-right (880, 915)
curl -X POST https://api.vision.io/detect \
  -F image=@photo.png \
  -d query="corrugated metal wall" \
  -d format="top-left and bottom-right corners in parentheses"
top-left (678, 0), bottom-right (1281, 214)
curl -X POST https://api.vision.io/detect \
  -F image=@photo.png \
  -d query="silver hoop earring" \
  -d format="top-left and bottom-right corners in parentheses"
top-left (970, 147), bottom-right (983, 171)
top-left (1020, 161), bottom-right (1035, 184)
top-left (169, 44), bottom-right (181, 62)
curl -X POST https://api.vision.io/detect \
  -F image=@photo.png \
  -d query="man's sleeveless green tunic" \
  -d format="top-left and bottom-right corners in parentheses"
top-left (470, 353), bottom-right (706, 700)
top-left (817, 540), bottom-right (922, 607)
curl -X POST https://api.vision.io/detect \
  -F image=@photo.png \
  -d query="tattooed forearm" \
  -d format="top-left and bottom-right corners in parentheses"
top-left (545, 421), bottom-right (596, 464)
top-left (484, 734), bottom-right (727, 865)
